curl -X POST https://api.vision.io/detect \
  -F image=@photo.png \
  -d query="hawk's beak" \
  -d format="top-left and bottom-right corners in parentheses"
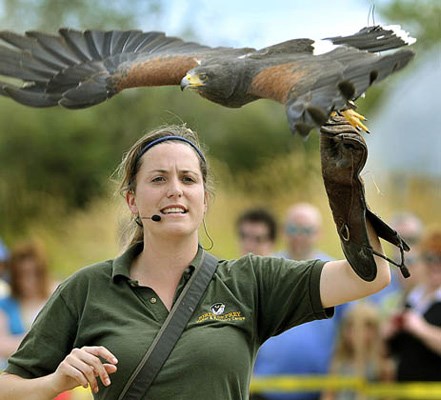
top-left (180, 73), bottom-right (204, 91)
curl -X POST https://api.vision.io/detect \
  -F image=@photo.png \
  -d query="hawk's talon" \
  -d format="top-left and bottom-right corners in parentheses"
top-left (341, 109), bottom-right (370, 133)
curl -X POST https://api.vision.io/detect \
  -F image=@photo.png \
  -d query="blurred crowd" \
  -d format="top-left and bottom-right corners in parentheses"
top-left (236, 205), bottom-right (441, 400)
top-left (0, 205), bottom-right (439, 400)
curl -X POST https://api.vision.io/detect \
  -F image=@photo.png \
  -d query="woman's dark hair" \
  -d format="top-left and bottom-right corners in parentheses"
top-left (236, 208), bottom-right (278, 242)
top-left (9, 240), bottom-right (50, 300)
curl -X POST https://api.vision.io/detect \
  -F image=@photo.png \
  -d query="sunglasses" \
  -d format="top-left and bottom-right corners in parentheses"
top-left (422, 253), bottom-right (441, 266)
top-left (239, 232), bottom-right (271, 243)
top-left (285, 224), bottom-right (317, 236)
top-left (404, 255), bottom-right (420, 266)
top-left (401, 235), bottom-right (421, 246)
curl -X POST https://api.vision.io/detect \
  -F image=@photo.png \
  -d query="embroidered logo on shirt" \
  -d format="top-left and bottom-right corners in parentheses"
top-left (196, 303), bottom-right (245, 323)
top-left (211, 303), bottom-right (225, 315)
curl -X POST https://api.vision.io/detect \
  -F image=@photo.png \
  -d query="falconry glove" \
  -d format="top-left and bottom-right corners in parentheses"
top-left (320, 114), bottom-right (410, 281)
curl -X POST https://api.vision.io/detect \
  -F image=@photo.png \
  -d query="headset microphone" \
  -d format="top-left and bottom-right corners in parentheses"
top-left (141, 215), bottom-right (162, 222)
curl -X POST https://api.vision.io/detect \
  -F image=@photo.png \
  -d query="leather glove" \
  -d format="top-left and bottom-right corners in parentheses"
top-left (320, 114), bottom-right (410, 281)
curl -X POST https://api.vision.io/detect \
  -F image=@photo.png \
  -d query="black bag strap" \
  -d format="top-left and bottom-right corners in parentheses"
top-left (117, 250), bottom-right (218, 400)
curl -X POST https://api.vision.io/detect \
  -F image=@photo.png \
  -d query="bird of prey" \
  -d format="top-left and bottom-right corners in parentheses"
top-left (0, 25), bottom-right (415, 136)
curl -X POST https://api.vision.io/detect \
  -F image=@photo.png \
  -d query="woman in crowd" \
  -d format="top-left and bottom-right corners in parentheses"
top-left (383, 229), bottom-right (441, 382)
top-left (0, 240), bottom-right (51, 366)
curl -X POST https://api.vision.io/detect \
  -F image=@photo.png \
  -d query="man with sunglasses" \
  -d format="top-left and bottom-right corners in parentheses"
top-left (277, 203), bottom-right (331, 262)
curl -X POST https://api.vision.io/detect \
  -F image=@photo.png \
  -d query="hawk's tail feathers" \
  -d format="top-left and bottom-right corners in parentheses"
top-left (324, 25), bottom-right (416, 53)
top-left (340, 49), bottom-right (415, 100)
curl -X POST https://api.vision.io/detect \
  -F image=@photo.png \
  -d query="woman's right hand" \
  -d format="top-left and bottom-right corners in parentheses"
top-left (51, 346), bottom-right (118, 394)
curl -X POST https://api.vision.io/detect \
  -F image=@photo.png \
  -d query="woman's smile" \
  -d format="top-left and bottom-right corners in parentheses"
top-left (160, 205), bottom-right (188, 215)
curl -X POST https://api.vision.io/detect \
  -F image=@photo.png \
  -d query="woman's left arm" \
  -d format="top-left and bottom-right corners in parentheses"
top-left (319, 221), bottom-right (391, 308)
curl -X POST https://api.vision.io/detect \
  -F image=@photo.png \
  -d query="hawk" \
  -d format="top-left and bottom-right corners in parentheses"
top-left (0, 25), bottom-right (415, 136)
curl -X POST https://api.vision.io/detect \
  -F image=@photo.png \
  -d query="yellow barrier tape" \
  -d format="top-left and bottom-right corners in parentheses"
top-left (366, 383), bottom-right (441, 399)
top-left (22, 375), bottom-right (441, 399)
top-left (250, 376), bottom-right (441, 399)
top-left (70, 386), bottom-right (93, 400)
top-left (251, 376), bottom-right (363, 391)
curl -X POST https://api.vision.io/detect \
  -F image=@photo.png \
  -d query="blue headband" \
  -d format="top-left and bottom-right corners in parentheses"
top-left (138, 135), bottom-right (206, 163)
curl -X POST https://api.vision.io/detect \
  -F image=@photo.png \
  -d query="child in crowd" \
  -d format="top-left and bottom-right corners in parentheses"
top-left (321, 302), bottom-right (393, 400)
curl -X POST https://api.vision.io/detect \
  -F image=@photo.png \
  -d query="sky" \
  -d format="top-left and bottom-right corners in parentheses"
top-left (154, 0), bottom-right (393, 48)
top-left (0, 0), bottom-right (403, 48)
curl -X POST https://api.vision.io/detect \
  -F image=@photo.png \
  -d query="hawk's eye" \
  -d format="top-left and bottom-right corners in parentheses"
top-left (198, 72), bottom-right (208, 81)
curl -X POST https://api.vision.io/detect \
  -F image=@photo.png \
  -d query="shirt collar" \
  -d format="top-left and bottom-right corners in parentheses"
top-left (111, 242), bottom-right (203, 282)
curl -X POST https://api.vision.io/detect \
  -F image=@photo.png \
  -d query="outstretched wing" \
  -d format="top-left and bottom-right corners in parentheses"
top-left (0, 29), bottom-right (252, 108)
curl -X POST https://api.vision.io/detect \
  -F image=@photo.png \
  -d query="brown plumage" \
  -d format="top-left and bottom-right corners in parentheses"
top-left (0, 25), bottom-right (415, 136)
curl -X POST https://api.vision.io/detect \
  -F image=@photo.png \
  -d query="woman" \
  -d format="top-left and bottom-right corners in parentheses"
top-left (0, 124), bottom-right (391, 399)
top-left (384, 229), bottom-right (441, 382)
top-left (0, 240), bottom-right (51, 366)
top-left (0, 240), bottom-right (71, 400)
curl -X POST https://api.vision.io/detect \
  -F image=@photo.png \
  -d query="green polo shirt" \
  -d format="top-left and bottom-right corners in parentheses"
top-left (6, 243), bottom-right (331, 399)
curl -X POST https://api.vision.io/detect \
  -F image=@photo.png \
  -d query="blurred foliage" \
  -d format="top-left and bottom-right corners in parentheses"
top-left (0, 0), bottom-right (162, 31)
top-left (358, 0), bottom-right (441, 115)
top-left (378, 0), bottom-right (441, 52)
top-left (0, 87), bottom-right (305, 237)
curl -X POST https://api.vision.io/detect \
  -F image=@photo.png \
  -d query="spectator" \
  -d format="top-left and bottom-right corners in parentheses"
top-left (275, 202), bottom-right (330, 260)
top-left (389, 212), bottom-right (424, 249)
top-left (379, 247), bottom-right (424, 319)
top-left (235, 208), bottom-right (277, 400)
top-left (0, 240), bottom-right (70, 399)
top-left (0, 239), bottom-right (9, 298)
top-left (253, 202), bottom-right (347, 400)
top-left (236, 207), bottom-right (278, 256)
top-left (0, 240), bottom-right (51, 367)
top-left (321, 302), bottom-right (393, 400)
top-left (383, 229), bottom-right (441, 382)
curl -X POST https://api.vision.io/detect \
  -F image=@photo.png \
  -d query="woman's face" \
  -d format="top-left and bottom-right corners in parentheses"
top-left (422, 252), bottom-right (441, 290)
top-left (126, 142), bottom-right (207, 239)
top-left (343, 319), bottom-right (378, 350)
top-left (15, 258), bottom-right (42, 299)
